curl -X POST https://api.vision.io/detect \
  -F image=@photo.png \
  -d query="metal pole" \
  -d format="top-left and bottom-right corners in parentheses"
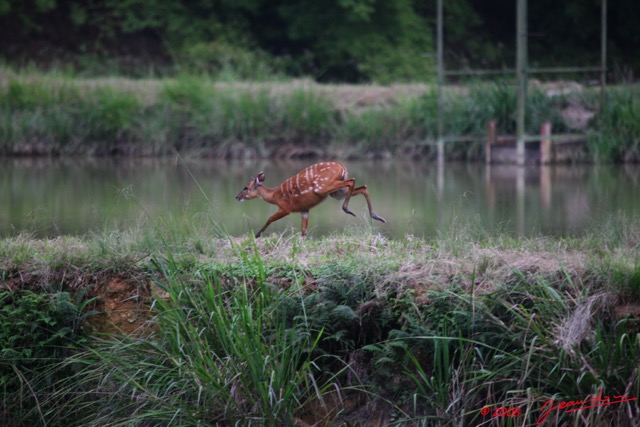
top-left (436, 0), bottom-right (444, 166)
top-left (600, 0), bottom-right (607, 112)
top-left (516, 0), bottom-right (528, 166)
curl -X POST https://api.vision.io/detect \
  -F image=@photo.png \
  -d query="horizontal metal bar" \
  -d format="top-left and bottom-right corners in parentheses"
top-left (440, 135), bottom-right (486, 143)
top-left (437, 134), bottom-right (588, 144)
top-left (444, 69), bottom-right (515, 76)
top-left (442, 66), bottom-right (605, 77)
top-left (424, 133), bottom-right (588, 145)
top-left (521, 133), bottom-right (588, 143)
top-left (529, 66), bottom-right (605, 74)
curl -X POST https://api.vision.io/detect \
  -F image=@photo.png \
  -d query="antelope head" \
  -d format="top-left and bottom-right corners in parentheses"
top-left (235, 172), bottom-right (265, 202)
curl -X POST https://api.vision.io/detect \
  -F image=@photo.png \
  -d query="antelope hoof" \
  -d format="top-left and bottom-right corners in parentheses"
top-left (255, 232), bottom-right (262, 238)
top-left (342, 207), bottom-right (356, 217)
top-left (372, 214), bottom-right (387, 223)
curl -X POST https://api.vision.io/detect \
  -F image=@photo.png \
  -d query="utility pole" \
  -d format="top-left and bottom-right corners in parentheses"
top-left (436, 0), bottom-right (444, 166)
top-left (516, 0), bottom-right (528, 166)
top-left (600, 0), bottom-right (607, 112)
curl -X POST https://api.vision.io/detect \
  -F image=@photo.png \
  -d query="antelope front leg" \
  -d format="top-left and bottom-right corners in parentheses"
top-left (255, 209), bottom-right (290, 238)
top-left (300, 211), bottom-right (309, 236)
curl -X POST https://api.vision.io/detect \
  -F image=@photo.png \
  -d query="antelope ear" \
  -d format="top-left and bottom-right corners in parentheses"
top-left (256, 172), bottom-right (265, 184)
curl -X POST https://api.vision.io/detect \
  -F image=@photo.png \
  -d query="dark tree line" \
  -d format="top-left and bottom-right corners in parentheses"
top-left (1, 0), bottom-right (638, 82)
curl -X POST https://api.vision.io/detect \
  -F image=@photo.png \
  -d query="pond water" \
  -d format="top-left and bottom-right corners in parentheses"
top-left (1, 157), bottom-right (639, 239)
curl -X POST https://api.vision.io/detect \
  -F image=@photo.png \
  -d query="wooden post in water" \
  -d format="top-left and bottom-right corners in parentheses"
top-left (486, 120), bottom-right (497, 164)
top-left (540, 121), bottom-right (552, 164)
top-left (516, 167), bottom-right (526, 234)
top-left (540, 161), bottom-right (552, 209)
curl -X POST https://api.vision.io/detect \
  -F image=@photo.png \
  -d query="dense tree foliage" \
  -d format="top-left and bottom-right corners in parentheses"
top-left (0, 0), bottom-right (638, 82)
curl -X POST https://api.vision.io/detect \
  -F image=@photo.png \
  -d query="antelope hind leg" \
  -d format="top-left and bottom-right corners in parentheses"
top-left (349, 185), bottom-right (387, 223)
top-left (321, 179), bottom-right (357, 217)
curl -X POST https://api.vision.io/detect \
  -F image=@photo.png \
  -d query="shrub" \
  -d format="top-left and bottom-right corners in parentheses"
top-left (0, 289), bottom-right (96, 425)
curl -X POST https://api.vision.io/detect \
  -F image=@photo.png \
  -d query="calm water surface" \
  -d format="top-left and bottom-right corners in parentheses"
top-left (1, 157), bottom-right (639, 238)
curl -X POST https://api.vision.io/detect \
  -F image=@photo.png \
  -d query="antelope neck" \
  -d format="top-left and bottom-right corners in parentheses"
top-left (256, 185), bottom-right (278, 205)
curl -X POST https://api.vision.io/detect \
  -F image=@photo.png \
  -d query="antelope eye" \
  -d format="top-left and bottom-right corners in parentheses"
top-left (243, 187), bottom-right (248, 191)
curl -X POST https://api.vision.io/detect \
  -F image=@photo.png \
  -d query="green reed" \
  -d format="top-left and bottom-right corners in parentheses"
top-left (377, 270), bottom-right (639, 425)
top-left (3, 72), bottom-right (635, 161)
top-left (23, 251), bottom-right (329, 426)
top-left (588, 85), bottom-right (640, 162)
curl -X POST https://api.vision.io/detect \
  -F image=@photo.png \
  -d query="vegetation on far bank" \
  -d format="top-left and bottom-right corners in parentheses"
top-left (1, 214), bottom-right (639, 426)
top-left (3, 0), bottom-right (639, 83)
top-left (1, 69), bottom-right (639, 162)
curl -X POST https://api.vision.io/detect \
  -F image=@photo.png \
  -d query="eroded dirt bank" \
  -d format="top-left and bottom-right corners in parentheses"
top-left (3, 246), bottom-right (639, 337)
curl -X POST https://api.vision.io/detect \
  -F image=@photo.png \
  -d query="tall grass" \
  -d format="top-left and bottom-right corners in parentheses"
top-left (363, 271), bottom-right (639, 425)
top-left (0, 288), bottom-right (97, 426)
top-left (2, 73), bottom-right (634, 161)
top-left (24, 252), bottom-right (332, 426)
top-left (588, 85), bottom-right (640, 162)
top-left (1, 221), bottom-right (639, 425)
top-left (281, 88), bottom-right (335, 141)
top-left (0, 79), bottom-right (144, 154)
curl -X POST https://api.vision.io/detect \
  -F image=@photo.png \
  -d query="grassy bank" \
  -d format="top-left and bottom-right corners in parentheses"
top-left (2, 69), bottom-right (639, 161)
top-left (1, 216), bottom-right (640, 426)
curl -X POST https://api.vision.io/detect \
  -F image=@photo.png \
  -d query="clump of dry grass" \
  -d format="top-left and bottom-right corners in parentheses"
top-left (2, 217), bottom-right (635, 293)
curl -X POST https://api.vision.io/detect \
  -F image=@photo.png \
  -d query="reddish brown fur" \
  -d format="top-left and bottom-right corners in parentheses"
top-left (236, 162), bottom-right (386, 237)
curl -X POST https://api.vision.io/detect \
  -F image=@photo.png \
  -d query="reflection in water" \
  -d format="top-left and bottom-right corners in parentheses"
top-left (484, 165), bottom-right (598, 235)
top-left (1, 157), bottom-right (638, 238)
top-left (426, 162), bottom-right (612, 238)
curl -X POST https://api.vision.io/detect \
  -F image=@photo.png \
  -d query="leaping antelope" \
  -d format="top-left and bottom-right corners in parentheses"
top-left (236, 162), bottom-right (386, 237)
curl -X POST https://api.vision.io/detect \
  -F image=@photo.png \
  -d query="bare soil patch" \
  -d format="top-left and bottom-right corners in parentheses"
top-left (88, 277), bottom-right (154, 335)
